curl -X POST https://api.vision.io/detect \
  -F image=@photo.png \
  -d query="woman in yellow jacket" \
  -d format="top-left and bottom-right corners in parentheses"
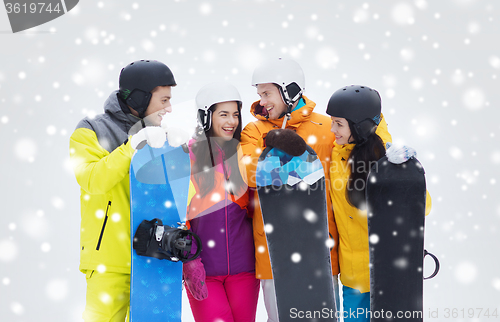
top-left (326, 85), bottom-right (431, 321)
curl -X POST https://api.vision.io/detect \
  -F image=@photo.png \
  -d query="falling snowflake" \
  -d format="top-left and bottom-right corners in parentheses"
top-left (11, 302), bottom-right (24, 315)
top-left (14, 138), bottom-right (37, 162)
top-left (199, 3), bottom-right (212, 15)
top-left (393, 257), bottom-right (409, 269)
top-left (303, 209), bottom-right (318, 223)
top-left (307, 135), bottom-right (317, 144)
top-left (454, 262), bottom-right (477, 284)
top-left (462, 88), bottom-right (486, 110)
top-left (45, 278), bottom-right (69, 301)
top-left (493, 278), bottom-right (500, 291)
top-left (449, 147), bottom-right (463, 160)
top-left (369, 234), bottom-right (380, 244)
top-left (391, 3), bottom-right (415, 25)
top-left (489, 55), bottom-right (500, 69)
top-left (41, 242), bottom-right (51, 252)
top-left (210, 193), bottom-right (221, 202)
top-left (0, 239), bottom-right (18, 262)
top-left (291, 253), bottom-right (302, 263)
top-left (111, 213), bottom-right (121, 222)
top-left (316, 47), bottom-right (340, 69)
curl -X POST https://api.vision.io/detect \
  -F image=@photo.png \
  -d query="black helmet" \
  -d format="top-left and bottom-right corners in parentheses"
top-left (326, 85), bottom-right (382, 144)
top-left (119, 60), bottom-right (176, 118)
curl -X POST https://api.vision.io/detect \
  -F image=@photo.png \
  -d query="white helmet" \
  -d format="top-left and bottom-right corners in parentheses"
top-left (251, 57), bottom-right (305, 108)
top-left (195, 82), bottom-right (242, 131)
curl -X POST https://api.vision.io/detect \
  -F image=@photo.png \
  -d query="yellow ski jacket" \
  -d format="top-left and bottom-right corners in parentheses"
top-left (329, 117), bottom-right (432, 293)
top-left (70, 91), bottom-right (139, 274)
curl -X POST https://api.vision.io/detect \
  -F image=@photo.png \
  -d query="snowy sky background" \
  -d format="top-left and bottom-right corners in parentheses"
top-left (1, 0), bottom-right (499, 321)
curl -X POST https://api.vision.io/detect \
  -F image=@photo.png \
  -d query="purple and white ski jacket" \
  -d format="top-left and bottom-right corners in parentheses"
top-left (187, 141), bottom-right (255, 277)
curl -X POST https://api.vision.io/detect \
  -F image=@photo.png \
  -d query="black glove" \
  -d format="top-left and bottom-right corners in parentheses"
top-left (265, 129), bottom-right (307, 156)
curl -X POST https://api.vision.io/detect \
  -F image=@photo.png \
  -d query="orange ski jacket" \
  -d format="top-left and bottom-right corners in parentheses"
top-left (240, 96), bottom-right (340, 279)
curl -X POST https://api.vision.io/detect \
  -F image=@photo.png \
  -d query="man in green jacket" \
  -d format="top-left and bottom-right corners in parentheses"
top-left (70, 60), bottom-right (176, 321)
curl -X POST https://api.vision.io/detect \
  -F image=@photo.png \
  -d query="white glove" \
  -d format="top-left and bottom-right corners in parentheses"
top-left (161, 118), bottom-right (192, 148)
top-left (130, 127), bottom-right (167, 150)
top-left (160, 114), bottom-right (170, 132)
top-left (386, 142), bottom-right (417, 164)
top-left (167, 127), bottom-right (192, 148)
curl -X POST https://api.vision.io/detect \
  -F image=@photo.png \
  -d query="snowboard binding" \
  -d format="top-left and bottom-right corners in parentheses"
top-left (133, 218), bottom-right (202, 263)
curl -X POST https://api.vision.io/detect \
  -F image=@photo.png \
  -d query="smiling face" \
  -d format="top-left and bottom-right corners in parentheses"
top-left (330, 116), bottom-right (353, 145)
top-left (142, 85), bottom-right (172, 125)
top-left (210, 101), bottom-right (240, 142)
top-left (256, 83), bottom-right (287, 120)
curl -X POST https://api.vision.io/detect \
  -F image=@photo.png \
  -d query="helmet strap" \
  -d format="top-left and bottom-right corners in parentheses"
top-left (281, 113), bottom-right (291, 129)
top-left (197, 108), bottom-right (212, 132)
top-left (206, 109), bottom-right (212, 131)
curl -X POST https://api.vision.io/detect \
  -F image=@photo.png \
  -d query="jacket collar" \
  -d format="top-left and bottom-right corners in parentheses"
top-left (249, 95), bottom-right (316, 129)
top-left (333, 142), bottom-right (356, 161)
top-left (104, 90), bottom-right (141, 126)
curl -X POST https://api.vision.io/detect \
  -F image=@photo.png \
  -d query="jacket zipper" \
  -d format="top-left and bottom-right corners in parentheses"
top-left (221, 148), bottom-right (231, 276)
top-left (225, 188), bottom-right (230, 275)
top-left (96, 201), bottom-right (111, 250)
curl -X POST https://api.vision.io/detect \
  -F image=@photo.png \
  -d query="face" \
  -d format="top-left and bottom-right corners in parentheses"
top-left (143, 86), bottom-right (172, 125)
top-left (211, 101), bottom-right (240, 142)
top-left (330, 116), bottom-right (352, 145)
top-left (256, 83), bottom-right (287, 120)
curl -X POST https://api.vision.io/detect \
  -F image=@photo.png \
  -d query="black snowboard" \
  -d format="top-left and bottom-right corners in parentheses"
top-left (256, 145), bottom-right (337, 322)
top-left (366, 156), bottom-right (439, 322)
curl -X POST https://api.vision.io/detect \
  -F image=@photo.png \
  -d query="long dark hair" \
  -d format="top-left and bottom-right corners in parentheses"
top-left (346, 120), bottom-right (386, 210)
top-left (191, 102), bottom-right (245, 198)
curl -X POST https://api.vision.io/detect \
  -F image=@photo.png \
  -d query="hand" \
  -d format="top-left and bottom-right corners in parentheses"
top-left (183, 258), bottom-right (208, 301)
top-left (265, 129), bottom-right (307, 156)
top-left (130, 127), bottom-right (167, 150)
top-left (386, 142), bottom-right (417, 164)
top-left (161, 116), bottom-right (192, 148)
top-left (166, 127), bottom-right (192, 148)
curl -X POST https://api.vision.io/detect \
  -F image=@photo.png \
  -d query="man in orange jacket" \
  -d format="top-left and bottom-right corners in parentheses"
top-left (240, 57), bottom-right (340, 322)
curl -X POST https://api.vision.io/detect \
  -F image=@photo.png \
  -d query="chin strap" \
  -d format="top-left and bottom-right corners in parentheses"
top-left (279, 100), bottom-right (293, 130)
top-left (281, 112), bottom-right (291, 129)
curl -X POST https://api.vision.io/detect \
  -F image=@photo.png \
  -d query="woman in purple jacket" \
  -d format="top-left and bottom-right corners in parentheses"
top-left (183, 82), bottom-right (259, 322)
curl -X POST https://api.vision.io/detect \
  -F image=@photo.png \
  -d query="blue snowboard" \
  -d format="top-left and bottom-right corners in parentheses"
top-left (129, 142), bottom-right (191, 322)
top-left (256, 145), bottom-right (337, 321)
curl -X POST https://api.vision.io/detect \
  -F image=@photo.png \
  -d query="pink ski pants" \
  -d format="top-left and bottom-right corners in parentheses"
top-left (186, 271), bottom-right (259, 322)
